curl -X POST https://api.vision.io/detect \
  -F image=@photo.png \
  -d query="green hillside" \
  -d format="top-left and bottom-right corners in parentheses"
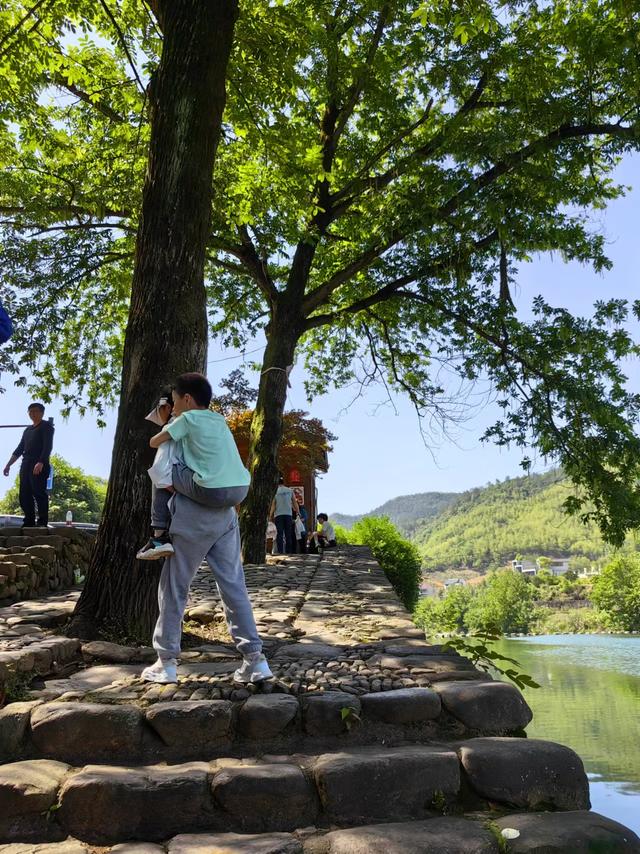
top-left (413, 470), bottom-right (615, 571)
top-left (331, 491), bottom-right (458, 536)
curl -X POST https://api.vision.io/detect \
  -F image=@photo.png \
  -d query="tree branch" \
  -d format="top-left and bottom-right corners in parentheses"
top-left (0, 0), bottom-right (51, 59)
top-left (0, 219), bottom-right (136, 236)
top-left (333, 5), bottom-right (390, 146)
top-left (50, 72), bottom-right (126, 123)
top-left (0, 205), bottom-right (131, 220)
top-left (304, 229), bottom-right (499, 328)
top-left (333, 72), bottom-right (489, 209)
top-left (437, 122), bottom-right (638, 219)
top-left (98, 0), bottom-right (146, 93)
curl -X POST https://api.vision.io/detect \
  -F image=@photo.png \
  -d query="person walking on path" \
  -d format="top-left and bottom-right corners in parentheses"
top-left (3, 402), bottom-right (54, 527)
top-left (271, 475), bottom-right (298, 554)
top-left (141, 372), bottom-right (272, 686)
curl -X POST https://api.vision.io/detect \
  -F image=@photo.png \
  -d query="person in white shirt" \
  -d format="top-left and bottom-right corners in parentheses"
top-left (270, 475), bottom-right (298, 553)
top-left (307, 513), bottom-right (337, 552)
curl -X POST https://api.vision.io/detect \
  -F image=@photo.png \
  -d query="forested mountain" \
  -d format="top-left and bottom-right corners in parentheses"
top-left (331, 492), bottom-right (458, 536)
top-left (413, 470), bottom-right (613, 571)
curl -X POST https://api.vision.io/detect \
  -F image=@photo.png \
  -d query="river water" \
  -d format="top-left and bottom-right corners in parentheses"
top-left (496, 634), bottom-right (640, 835)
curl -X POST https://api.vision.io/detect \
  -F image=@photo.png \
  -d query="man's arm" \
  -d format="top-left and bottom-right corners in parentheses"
top-left (3, 453), bottom-right (19, 477)
top-left (4, 434), bottom-right (24, 476)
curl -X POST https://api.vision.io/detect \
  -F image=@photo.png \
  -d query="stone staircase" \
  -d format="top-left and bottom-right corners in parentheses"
top-left (0, 547), bottom-right (638, 853)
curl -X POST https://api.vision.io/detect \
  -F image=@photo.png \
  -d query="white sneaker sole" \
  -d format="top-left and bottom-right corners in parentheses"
top-left (233, 669), bottom-right (274, 684)
top-left (141, 666), bottom-right (177, 684)
top-left (136, 544), bottom-right (175, 561)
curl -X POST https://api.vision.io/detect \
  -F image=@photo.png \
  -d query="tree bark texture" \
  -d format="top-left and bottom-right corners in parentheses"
top-left (71, 0), bottom-right (238, 640)
top-left (240, 304), bottom-right (303, 564)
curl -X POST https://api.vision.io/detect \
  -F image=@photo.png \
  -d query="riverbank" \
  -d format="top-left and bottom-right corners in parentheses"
top-left (495, 634), bottom-right (640, 835)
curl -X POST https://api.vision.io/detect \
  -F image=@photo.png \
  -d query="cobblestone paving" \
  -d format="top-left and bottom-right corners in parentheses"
top-left (0, 547), bottom-right (481, 705)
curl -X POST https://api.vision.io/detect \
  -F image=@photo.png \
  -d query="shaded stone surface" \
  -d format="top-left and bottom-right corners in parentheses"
top-left (212, 764), bottom-right (318, 832)
top-left (313, 745), bottom-right (460, 822)
top-left (436, 681), bottom-right (533, 732)
top-left (30, 702), bottom-right (144, 763)
top-left (0, 759), bottom-right (69, 842)
top-left (0, 844), bottom-right (89, 854)
top-left (167, 833), bottom-right (303, 853)
top-left (495, 811), bottom-right (640, 853)
top-left (302, 691), bottom-right (361, 735)
top-left (360, 688), bottom-right (441, 723)
top-left (304, 817), bottom-right (499, 853)
top-left (110, 845), bottom-right (165, 853)
top-left (0, 701), bottom-right (41, 761)
top-left (58, 763), bottom-right (213, 843)
top-left (237, 695), bottom-right (299, 738)
top-left (458, 738), bottom-right (590, 810)
top-left (145, 701), bottom-right (233, 752)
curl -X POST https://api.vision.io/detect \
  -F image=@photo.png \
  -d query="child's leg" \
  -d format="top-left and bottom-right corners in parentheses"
top-left (171, 460), bottom-right (248, 508)
top-left (151, 485), bottom-right (172, 532)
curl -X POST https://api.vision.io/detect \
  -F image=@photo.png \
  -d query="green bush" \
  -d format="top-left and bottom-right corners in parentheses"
top-left (531, 607), bottom-right (607, 634)
top-left (466, 569), bottom-right (535, 634)
top-left (414, 585), bottom-right (473, 634)
top-left (592, 553), bottom-right (640, 631)
top-left (349, 516), bottom-right (422, 610)
top-left (332, 523), bottom-right (351, 545)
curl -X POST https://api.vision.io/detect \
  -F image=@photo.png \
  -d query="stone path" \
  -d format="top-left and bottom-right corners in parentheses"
top-left (1, 546), bottom-right (639, 852)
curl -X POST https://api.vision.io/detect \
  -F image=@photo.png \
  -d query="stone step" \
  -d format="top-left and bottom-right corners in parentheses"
top-left (0, 738), bottom-right (592, 845)
top-left (1, 810), bottom-right (639, 853)
top-left (1, 676), bottom-right (533, 764)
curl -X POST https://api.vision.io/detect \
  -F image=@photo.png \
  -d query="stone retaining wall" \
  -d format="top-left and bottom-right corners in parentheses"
top-left (0, 528), bottom-right (93, 604)
top-left (0, 738), bottom-right (591, 845)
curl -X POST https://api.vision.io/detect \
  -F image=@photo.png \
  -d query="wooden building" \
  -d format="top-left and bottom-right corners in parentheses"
top-left (227, 409), bottom-right (333, 524)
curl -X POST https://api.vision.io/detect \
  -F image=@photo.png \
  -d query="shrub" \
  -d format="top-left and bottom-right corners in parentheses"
top-left (591, 553), bottom-right (640, 631)
top-left (531, 607), bottom-right (607, 634)
top-left (466, 569), bottom-right (535, 634)
top-left (332, 523), bottom-right (351, 545)
top-left (414, 585), bottom-right (473, 634)
top-left (350, 516), bottom-right (422, 610)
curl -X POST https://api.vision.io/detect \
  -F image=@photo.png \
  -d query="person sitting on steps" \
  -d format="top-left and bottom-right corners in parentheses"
top-left (140, 372), bottom-right (272, 686)
top-left (307, 513), bottom-right (337, 553)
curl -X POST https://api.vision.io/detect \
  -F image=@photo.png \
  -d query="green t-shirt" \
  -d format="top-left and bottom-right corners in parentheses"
top-left (164, 409), bottom-right (250, 489)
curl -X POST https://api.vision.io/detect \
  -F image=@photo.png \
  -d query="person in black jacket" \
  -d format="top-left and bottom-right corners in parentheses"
top-left (3, 403), bottom-right (54, 527)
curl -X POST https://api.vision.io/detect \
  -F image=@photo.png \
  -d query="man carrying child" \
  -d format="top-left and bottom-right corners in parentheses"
top-left (138, 372), bottom-right (271, 686)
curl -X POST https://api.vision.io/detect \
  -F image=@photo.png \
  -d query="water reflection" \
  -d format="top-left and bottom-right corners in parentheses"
top-left (496, 635), bottom-right (640, 833)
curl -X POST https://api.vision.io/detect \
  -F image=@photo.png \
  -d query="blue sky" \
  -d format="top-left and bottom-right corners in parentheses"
top-left (1, 156), bottom-right (638, 516)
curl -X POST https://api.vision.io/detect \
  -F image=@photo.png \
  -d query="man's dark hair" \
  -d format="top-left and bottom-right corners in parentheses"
top-left (317, 513), bottom-right (328, 521)
top-left (173, 373), bottom-right (212, 407)
top-left (278, 475), bottom-right (285, 484)
top-left (28, 402), bottom-right (45, 413)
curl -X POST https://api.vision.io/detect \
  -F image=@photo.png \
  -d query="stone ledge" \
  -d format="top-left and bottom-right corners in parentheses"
top-left (0, 739), bottom-right (592, 845)
top-left (2, 678), bottom-right (532, 764)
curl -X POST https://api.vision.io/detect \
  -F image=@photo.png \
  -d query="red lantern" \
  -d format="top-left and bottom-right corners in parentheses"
top-left (289, 468), bottom-right (301, 484)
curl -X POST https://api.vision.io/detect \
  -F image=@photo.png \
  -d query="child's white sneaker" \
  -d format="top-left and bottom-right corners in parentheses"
top-left (233, 652), bottom-right (273, 683)
top-left (141, 657), bottom-right (178, 683)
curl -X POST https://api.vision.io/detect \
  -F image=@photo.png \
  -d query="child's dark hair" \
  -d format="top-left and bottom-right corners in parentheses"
top-left (173, 373), bottom-right (212, 407)
top-left (317, 512), bottom-right (328, 521)
top-left (28, 402), bottom-right (45, 413)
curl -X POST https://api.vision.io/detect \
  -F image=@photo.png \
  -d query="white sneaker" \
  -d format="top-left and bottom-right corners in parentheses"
top-left (233, 652), bottom-right (273, 683)
top-left (141, 657), bottom-right (178, 684)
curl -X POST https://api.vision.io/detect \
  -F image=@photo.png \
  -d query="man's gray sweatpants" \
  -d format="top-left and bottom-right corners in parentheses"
top-left (152, 465), bottom-right (261, 660)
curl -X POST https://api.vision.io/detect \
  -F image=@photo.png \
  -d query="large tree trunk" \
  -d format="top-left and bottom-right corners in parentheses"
top-left (240, 306), bottom-right (303, 564)
top-left (70, 0), bottom-right (238, 640)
